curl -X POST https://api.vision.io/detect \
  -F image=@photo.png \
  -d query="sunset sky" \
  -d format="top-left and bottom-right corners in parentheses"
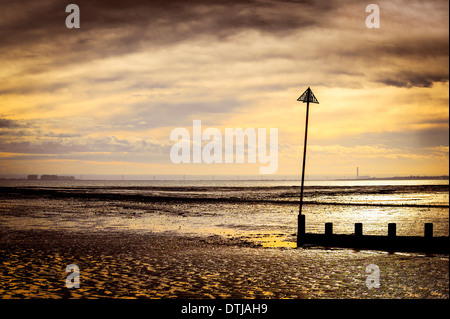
top-left (0, 0), bottom-right (448, 178)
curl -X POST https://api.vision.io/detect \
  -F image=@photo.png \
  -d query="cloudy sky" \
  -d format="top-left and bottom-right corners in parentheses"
top-left (0, 0), bottom-right (448, 177)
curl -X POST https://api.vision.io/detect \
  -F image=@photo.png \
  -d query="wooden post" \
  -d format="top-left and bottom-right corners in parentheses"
top-left (297, 214), bottom-right (305, 247)
top-left (355, 223), bottom-right (363, 236)
top-left (325, 222), bottom-right (333, 236)
top-left (424, 223), bottom-right (433, 238)
top-left (388, 223), bottom-right (396, 238)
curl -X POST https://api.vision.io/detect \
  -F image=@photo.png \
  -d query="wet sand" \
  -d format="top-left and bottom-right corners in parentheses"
top-left (1, 183), bottom-right (448, 299)
top-left (1, 228), bottom-right (448, 299)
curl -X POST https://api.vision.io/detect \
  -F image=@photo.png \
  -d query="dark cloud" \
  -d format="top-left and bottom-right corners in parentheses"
top-left (331, 36), bottom-right (449, 88)
top-left (323, 125), bottom-right (449, 150)
top-left (1, 0), bottom-right (448, 91)
top-left (0, 135), bottom-right (168, 156)
top-left (372, 37), bottom-right (449, 88)
top-left (0, 0), bottom-right (334, 57)
top-left (378, 72), bottom-right (449, 88)
top-left (0, 0), bottom-right (344, 100)
top-left (412, 125), bottom-right (449, 148)
top-left (378, 38), bottom-right (449, 59)
top-left (0, 119), bottom-right (20, 128)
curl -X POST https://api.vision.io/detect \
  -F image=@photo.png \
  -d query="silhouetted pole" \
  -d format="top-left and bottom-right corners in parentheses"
top-left (296, 87), bottom-right (319, 248)
top-left (299, 89), bottom-right (310, 216)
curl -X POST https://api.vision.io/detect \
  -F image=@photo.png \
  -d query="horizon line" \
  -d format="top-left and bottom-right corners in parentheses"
top-left (1, 173), bottom-right (448, 182)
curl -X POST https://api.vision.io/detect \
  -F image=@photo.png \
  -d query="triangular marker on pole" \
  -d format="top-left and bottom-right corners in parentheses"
top-left (297, 87), bottom-right (319, 104)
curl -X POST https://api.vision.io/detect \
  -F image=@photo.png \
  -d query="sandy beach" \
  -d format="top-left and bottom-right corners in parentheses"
top-left (1, 227), bottom-right (448, 299)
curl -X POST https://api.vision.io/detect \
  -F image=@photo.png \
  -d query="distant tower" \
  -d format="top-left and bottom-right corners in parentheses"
top-left (357, 167), bottom-right (359, 179)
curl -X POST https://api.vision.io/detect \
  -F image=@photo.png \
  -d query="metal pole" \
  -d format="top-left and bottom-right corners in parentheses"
top-left (297, 88), bottom-right (310, 247)
top-left (299, 88), bottom-right (310, 215)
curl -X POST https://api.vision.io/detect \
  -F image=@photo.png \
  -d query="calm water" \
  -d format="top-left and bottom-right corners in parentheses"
top-left (0, 179), bottom-right (448, 247)
top-left (0, 179), bottom-right (448, 299)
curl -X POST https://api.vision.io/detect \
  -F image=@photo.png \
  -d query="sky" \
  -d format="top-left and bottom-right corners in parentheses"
top-left (0, 0), bottom-right (448, 178)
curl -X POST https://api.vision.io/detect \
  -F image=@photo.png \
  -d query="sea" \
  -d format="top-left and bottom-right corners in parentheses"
top-left (0, 178), bottom-right (449, 299)
top-left (0, 179), bottom-right (448, 247)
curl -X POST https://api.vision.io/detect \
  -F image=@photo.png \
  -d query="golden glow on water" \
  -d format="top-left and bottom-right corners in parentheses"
top-left (247, 233), bottom-right (297, 248)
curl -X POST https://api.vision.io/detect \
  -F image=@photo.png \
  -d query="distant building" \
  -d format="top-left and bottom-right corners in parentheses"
top-left (40, 175), bottom-right (75, 180)
top-left (40, 175), bottom-right (59, 180)
top-left (356, 167), bottom-right (370, 179)
top-left (27, 175), bottom-right (38, 180)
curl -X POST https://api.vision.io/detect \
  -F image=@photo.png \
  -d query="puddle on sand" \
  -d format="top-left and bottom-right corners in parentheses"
top-left (242, 232), bottom-right (297, 248)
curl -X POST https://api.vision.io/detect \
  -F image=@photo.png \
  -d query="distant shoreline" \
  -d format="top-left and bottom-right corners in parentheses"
top-left (335, 175), bottom-right (449, 181)
top-left (0, 175), bottom-right (448, 182)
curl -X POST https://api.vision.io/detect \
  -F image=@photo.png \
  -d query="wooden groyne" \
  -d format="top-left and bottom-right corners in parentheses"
top-left (297, 215), bottom-right (449, 254)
